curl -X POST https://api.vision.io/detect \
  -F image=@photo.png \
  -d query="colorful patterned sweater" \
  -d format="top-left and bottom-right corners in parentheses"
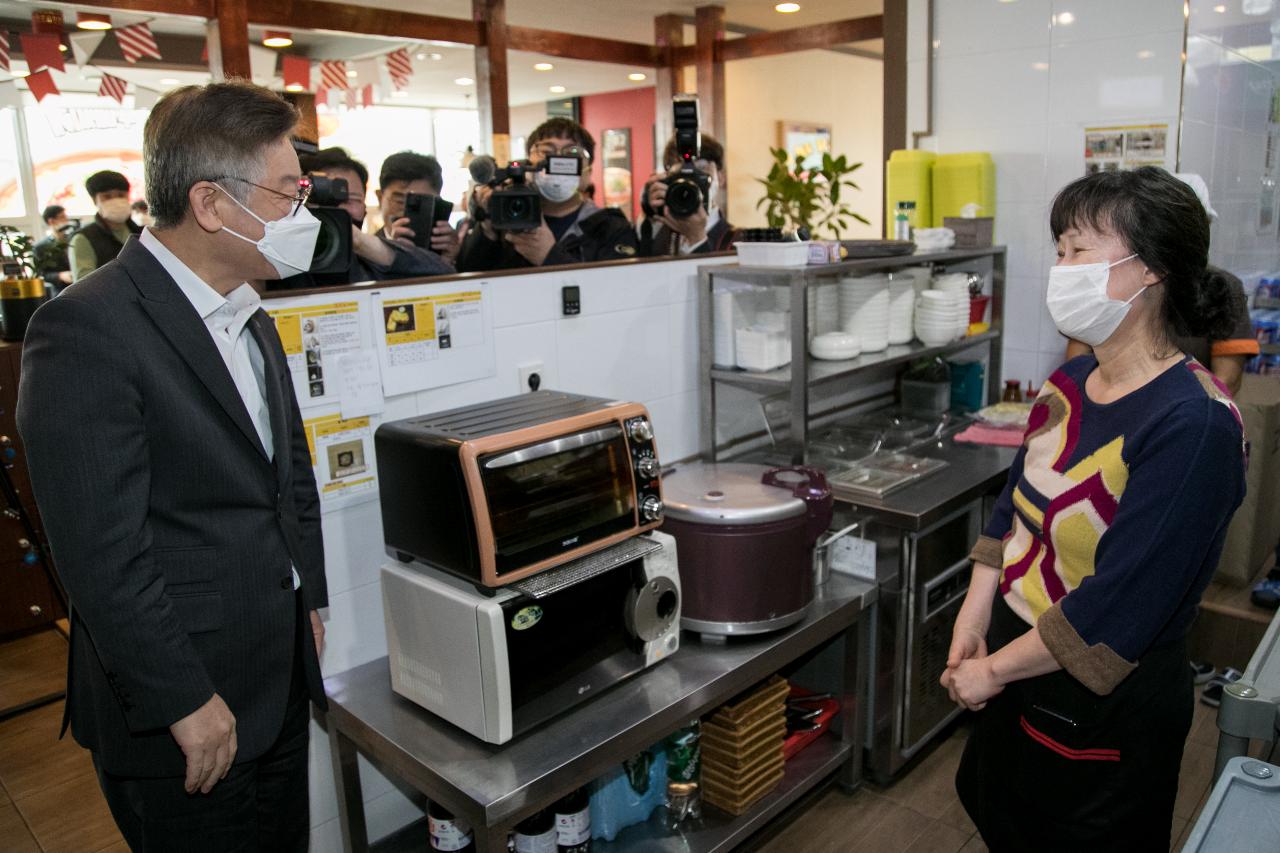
top-left (969, 356), bottom-right (1246, 695)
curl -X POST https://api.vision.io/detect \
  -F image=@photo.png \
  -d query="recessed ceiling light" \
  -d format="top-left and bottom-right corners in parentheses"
top-left (534, 62), bottom-right (554, 71)
top-left (416, 52), bottom-right (427, 61)
top-left (285, 83), bottom-right (304, 92)
top-left (549, 85), bottom-right (566, 93)
top-left (1137, 49), bottom-right (1154, 59)
top-left (430, 53), bottom-right (443, 61)
top-left (392, 90), bottom-right (409, 98)
top-left (1031, 61), bottom-right (1049, 70)
top-left (347, 69), bottom-right (357, 78)
top-left (1214, 3), bottom-right (1226, 10)
top-left (775, 2), bottom-right (801, 12)
top-left (1055, 11), bottom-right (1075, 25)
top-left (76, 12), bottom-right (112, 30)
top-left (160, 78), bottom-right (180, 85)
top-left (628, 72), bottom-right (647, 81)
top-left (58, 44), bottom-right (67, 52)
top-left (262, 31), bottom-right (293, 48)
top-left (455, 76), bottom-right (474, 85)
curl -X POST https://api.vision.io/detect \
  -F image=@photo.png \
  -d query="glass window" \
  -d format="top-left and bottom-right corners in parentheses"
top-left (0, 109), bottom-right (27, 220)
top-left (432, 109), bottom-right (481, 214)
top-left (317, 105), bottom-right (436, 205)
top-left (24, 95), bottom-right (147, 217)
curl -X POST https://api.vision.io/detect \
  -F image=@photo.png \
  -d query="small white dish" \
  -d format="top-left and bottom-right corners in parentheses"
top-left (809, 332), bottom-right (862, 360)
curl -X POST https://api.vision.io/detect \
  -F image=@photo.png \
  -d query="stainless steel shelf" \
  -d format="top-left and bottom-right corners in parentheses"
top-left (710, 331), bottom-right (1002, 391)
top-left (719, 246), bottom-right (1007, 283)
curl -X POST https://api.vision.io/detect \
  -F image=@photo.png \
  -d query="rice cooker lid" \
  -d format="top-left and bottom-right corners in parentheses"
top-left (663, 463), bottom-right (808, 525)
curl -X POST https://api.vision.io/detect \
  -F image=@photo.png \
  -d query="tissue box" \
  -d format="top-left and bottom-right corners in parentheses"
top-left (943, 217), bottom-right (994, 248)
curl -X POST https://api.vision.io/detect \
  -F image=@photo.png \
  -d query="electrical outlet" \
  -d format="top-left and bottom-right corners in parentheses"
top-left (518, 361), bottom-right (544, 393)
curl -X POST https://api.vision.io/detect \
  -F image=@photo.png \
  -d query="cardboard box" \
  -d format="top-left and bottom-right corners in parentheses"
top-left (942, 216), bottom-right (994, 248)
top-left (1215, 374), bottom-right (1280, 586)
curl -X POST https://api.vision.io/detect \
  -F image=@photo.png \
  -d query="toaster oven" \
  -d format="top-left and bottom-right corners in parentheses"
top-left (376, 391), bottom-right (664, 587)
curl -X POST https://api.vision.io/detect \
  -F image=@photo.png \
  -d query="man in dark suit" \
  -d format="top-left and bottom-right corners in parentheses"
top-left (17, 81), bottom-right (327, 851)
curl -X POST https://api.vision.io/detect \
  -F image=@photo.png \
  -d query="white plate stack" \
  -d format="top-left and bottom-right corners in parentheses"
top-left (914, 290), bottom-right (962, 346)
top-left (839, 275), bottom-right (890, 353)
top-left (887, 273), bottom-right (916, 345)
top-left (931, 273), bottom-right (973, 341)
top-left (806, 283), bottom-right (840, 339)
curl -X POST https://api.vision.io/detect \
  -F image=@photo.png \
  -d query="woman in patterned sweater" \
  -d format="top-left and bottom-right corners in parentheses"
top-left (942, 167), bottom-right (1247, 852)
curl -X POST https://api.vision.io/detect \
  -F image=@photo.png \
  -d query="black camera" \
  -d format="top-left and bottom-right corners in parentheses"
top-left (666, 97), bottom-right (712, 218)
top-left (485, 160), bottom-right (542, 232)
top-left (272, 172), bottom-right (354, 290)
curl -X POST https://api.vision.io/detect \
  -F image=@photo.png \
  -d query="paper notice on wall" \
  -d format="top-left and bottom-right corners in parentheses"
top-left (266, 294), bottom-right (376, 411)
top-left (1083, 122), bottom-right (1170, 176)
top-left (373, 283), bottom-right (496, 397)
top-left (335, 350), bottom-right (385, 419)
top-left (302, 410), bottom-right (380, 512)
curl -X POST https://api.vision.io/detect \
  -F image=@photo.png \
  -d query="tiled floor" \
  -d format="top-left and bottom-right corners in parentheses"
top-left (0, 628), bottom-right (1266, 853)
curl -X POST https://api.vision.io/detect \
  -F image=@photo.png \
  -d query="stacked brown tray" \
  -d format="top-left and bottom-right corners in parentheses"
top-left (701, 675), bottom-right (790, 816)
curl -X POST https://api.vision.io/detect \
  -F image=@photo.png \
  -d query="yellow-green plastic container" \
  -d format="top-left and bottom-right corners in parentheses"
top-left (931, 152), bottom-right (996, 227)
top-left (885, 149), bottom-right (935, 239)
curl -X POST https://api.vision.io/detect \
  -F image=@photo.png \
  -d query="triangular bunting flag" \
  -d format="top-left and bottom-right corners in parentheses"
top-left (344, 87), bottom-right (357, 111)
top-left (320, 60), bottom-right (349, 91)
top-left (0, 32), bottom-right (10, 74)
top-left (26, 68), bottom-right (59, 102)
top-left (0, 80), bottom-right (22, 109)
top-left (98, 72), bottom-right (127, 104)
top-left (361, 83), bottom-right (374, 108)
top-left (353, 58), bottom-right (380, 88)
top-left (386, 48), bottom-right (412, 90)
top-left (69, 31), bottom-right (106, 70)
top-left (249, 44), bottom-right (276, 85)
top-left (20, 33), bottom-right (65, 73)
top-left (282, 55), bottom-right (310, 91)
top-left (116, 22), bottom-right (162, 63)
top-left (133, 86), bottom-right (161, 110)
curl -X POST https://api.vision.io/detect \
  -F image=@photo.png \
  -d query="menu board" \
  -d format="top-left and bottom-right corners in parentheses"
top-left (372, 282), bottom-right (496, 397)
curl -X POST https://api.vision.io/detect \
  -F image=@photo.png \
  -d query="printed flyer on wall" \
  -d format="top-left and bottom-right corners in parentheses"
top-left (1083, 122), bottom-right (1170, 176)
top-left (302, 410), bottom-right (380, 512)
top-left (267, 294), bottom-right (377, 410)
top-left (373, 282), bottom-right (496, 397)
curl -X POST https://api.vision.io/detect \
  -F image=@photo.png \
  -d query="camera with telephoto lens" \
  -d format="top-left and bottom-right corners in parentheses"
top-left (485, 160), bottom-right (542, 231)
top-left (272, 172), bottom-right (354, 290)
top-left (662, 95), bottom-right (712, 219)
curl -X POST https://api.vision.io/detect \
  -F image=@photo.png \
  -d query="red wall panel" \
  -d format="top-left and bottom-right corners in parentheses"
top-left (578, 86), bottom-right (656, 221)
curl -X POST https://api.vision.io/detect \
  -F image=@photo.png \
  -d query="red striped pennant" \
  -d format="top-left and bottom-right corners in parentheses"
top-left (0, 32), bottom-right (9, 73)
top-left (98, 73), bottom-right (127, 104)
top-left (386, 48), bottom-right (412, 90)
top-left (116, 22), bottom-right (162, 64)
top-left (319, 60), bottom-right (349, 91)
top-left (361, 83), bottom-right (374, 108)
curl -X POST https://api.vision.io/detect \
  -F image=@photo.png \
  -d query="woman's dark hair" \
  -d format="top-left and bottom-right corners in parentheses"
top-left (1049, 166), bottom-right (1235, 344)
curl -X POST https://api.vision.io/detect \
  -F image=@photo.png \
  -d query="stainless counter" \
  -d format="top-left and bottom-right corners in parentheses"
top-left (325, 574), bottom-right (877, 853)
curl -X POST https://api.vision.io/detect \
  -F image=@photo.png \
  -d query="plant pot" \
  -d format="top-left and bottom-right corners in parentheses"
top-left (1, 278), bottom-right (48, 342)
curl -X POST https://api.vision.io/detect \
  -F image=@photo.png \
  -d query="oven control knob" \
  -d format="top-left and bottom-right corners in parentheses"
top-left (629, 418), bottom-right (654, 443)
top-left (641, 496), bottom-right (664, 522)
top-left (636, 456), bottom-right (660, 481)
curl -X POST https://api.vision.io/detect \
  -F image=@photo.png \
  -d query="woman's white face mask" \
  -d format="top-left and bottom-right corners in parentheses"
top-left (1046, 253), bottom-right (1148, 347)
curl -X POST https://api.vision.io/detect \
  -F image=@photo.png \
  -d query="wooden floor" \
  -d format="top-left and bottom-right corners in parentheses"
top-left (0, 628), bottom-right (1267, 853)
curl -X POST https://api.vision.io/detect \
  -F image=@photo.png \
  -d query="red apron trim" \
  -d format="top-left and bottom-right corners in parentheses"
top-left (1019, 715), bottom-right (1121, 762)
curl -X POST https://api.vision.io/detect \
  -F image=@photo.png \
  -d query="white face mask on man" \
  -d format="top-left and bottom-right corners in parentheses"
top-left (98, 198), bottom-right (133, 225)
top-left (1046, 253), bottom-right (1149, 347)
top-left (214, 183), bottom-right (321, 278)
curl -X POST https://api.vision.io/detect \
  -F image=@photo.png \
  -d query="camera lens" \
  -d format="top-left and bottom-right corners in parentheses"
top-left (506, 197), bottom-right (528, 218)
top-left (665, 179), bottom-right (702, 218)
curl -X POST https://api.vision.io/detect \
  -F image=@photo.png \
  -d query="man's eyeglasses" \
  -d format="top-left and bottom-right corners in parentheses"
top-left (210, 175), bottom-right (312, 215)
top-left (530, 143), bottom-right (590, 162)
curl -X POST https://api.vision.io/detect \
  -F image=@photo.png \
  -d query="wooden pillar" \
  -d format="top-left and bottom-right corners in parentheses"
top-left (212, 0), bottom-right (250, 80)
top-left (883, 0), bottom-right (908, 160)
top-left (694, 5), bottom-right (726, 147)
top-left (474, 0), bottom-right (511, 162)
top-left (654, 13), bottom-right (686, 166)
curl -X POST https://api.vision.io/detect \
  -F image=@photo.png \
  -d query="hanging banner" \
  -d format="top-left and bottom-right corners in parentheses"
top-left (69, 31), bottom-right (106, 70)
top-left (0, 32), bottom-right (9, 73)
top-left (98, 73), bottom-right (127, 104)
top-left (26, 69), bottom-right (60, 103)
top-left (386, 48), bottom-right (412, 89)
top-left (20, 33), bottom-right (65, 73)
top-left (282, 55), bottom-right (310, 91)
top-left (116, 22), bottom-right (162, 63)
top-left (319, 60), bottom-right (348, 91)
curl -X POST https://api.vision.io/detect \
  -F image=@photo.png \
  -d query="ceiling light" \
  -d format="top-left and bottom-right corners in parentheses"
top-left (285, 83), bottom-right (304, 92)
top-left (430, 53), bottom-right (443, 61)
top-left (534, 62), bottom-right (554, 71)
top-left (1055, 12), bottom-right (1075, 25)
top-left (455, 76), bottom-right (474, 85)
top-left (628, 72), bottom-right (647, 81)
top-left (160, 78), bottom-right (180, 85)
top-left (775, 3), bottom-right (801, 12)
top-left (1137, 49), bottom-right (1154, 59)
top-left (262, 31), bottom-right (293, 48)
top-left (76, 12), bottom-right (112, 30)
top-left (58, 44), bottom-right (67, 52)
top-left (1214, 3), bottom-right (1226, 9)
top-left (392, 90), bottom-right (409, 98)
top-left (550, 85), bottom-right (567, 94)
top-left (1032, 61), bottom-right (1049, 70)
top-left (346, 69), bottom-right (357, 78)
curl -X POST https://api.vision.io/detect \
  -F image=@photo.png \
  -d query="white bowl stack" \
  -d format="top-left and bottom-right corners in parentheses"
top-left (931, 273), bottom-right (973, 341)
top-left (806, 283), bottom-right (840, 339)
top-left (838, 275), bottom-right (891, 353)
top-left (735, 327), bottom-right (792, 372)
top-left (914, 290), bottom-right (960, 346)
top-left (887, 272), bottom-right (916, 345)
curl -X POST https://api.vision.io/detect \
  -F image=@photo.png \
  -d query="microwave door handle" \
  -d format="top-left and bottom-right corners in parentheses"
top-left (483, 424), bottom-right (625, 470)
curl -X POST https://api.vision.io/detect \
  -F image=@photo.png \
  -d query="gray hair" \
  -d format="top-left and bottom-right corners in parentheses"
top-left (143, 81), bottom-right (298, 229)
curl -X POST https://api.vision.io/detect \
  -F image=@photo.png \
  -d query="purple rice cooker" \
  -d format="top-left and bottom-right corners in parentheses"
top-left (662, 463), bottom-right (834, 637)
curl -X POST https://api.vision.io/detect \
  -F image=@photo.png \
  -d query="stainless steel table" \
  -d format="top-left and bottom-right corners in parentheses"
top-left (324, 574), bottom-right (877, 853)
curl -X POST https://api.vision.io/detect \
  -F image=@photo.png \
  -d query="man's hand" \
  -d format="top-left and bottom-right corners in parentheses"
top-left (644, 173), bottom-right (668, 218)
top-left (655, 203), bottom-right (709, 249)
top-left (471, 186), bottom-right (497, 240)
top-left (431, 222), bottom-right (461, 264)
top-left (170, 693), bottom-right (237, 794)
top-left (351, 225), bottom-right (395, 267)
top-left (382, 216), bottom-right (419, 249)
top-left (57, 271), bottom-right (73, 285)
top-left (941, 657), bottom-right (1004, 711)
top-left (310, 609), bottom-right (325, 658)
top-left (505, 222), bottom-right (556, 266)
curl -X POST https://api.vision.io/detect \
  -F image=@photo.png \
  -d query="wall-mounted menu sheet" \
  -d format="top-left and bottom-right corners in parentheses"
top-left (372, 282), bottom-right (495, 397)
top-left (266, 294), bottom-right (377, 411)
top-left (302, 410), bottom-right (380, 512)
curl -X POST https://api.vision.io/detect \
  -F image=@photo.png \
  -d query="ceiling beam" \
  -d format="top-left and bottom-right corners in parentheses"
top-left (716, 15), bottom-right (883, 62)
top-left (249, 0), bottom-right (482, 45)
top-left (506, 26), bottom-right (663, 67)
top-left (71, 0), bottom-right (215, 18)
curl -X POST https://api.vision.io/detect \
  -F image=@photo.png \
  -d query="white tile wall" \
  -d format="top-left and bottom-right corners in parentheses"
top-left (934, 0), bottom-right (1051, 58)
top-left (1048, 0), bottom-right (1185, 44)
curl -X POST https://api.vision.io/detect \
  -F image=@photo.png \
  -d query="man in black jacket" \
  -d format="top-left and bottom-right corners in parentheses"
top-left (17, 81), bottom-right (327, 852)
top-left (457, 117), bottom-right (638, 270)
top-left (68, 170), bottom-right (142, 282)
top-left (639, 132), bottom-right (738, 257)
top-left (33, 204), bottom-right (73, 294)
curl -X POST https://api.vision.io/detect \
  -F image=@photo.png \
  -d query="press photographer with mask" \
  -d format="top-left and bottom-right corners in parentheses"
top-left (639, 132), bottom-right (737, 256)
top-left (375, 150), bottom-right (461, 267)
top-left (456, 118), bottom-right (638, 271)
top-left (68, 169), bottom-right (142, 282)
top-left (297, 147), bottom-right (454, 285)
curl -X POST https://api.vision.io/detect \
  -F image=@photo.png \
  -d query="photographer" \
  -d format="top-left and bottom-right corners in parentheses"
top-left (456, 118), bottom-right (638, 271)
top-left (640, 132), bottom-right (737, 257)
top-left (33, 205), bottom-right (73, 294)
top-left (375, 151), bottom-right (461, 267)
top-left (296, 147), bottom-right (454, 285)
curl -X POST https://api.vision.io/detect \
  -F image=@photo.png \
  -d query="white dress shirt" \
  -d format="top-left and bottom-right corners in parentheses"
top-left (139, 228), bottom-right (299, 589)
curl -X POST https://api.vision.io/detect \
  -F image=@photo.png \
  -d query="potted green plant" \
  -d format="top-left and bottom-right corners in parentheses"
top-left (0, 225), bottom-right (49, 342)
top-left (756, 147), bottom-right (871, 240)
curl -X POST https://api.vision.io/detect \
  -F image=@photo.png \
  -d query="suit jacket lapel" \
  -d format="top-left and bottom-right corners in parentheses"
top-left (247, 310), bottom-right (292, 489)
top-left (120, 241), bottom-right (271, 463)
